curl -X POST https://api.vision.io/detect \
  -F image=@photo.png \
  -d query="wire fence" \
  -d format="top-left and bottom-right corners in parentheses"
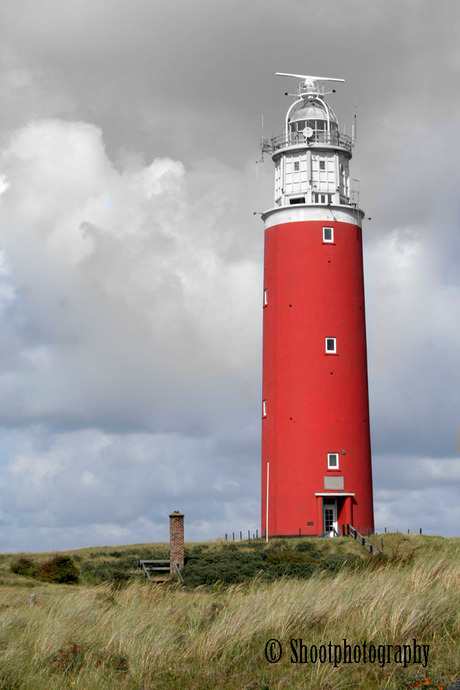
top-left (223, 527), bottom-right (425, 541)
top-left (224, 530), bottom-right (260, 541)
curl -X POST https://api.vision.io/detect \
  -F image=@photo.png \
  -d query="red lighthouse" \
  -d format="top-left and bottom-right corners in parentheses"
top-left (261, 73), bottom-right (374, 538)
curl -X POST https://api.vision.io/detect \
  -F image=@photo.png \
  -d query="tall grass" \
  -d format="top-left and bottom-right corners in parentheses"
top-left (0, 536), bottom-right (458, 689)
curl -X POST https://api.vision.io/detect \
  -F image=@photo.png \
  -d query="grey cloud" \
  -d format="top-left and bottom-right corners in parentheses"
top-left (1, 1), bottom-right (460, 550)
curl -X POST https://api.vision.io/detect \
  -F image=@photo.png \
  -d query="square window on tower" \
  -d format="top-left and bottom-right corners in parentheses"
top-left (323, 226), bottom-right (334, 243)
top-left (294, 161), bottom-right (300, 171)
top-left (319, 160), bottom-right (326, 171)
top-left (325, 337), bottom-right (337, 354)
top-left (327, 453), bottom-right (339, 469)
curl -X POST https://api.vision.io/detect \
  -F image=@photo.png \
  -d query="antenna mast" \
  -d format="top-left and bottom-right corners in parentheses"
top-left (352, 99), bottom-right (357, 144)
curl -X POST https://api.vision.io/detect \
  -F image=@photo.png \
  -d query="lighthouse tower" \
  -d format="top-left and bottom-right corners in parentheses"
top-left (261, 73), bottom-right (374, 538)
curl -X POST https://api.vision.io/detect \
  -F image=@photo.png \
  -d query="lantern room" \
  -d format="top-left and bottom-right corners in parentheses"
top-left (263, 74), bottom-right (354, 208)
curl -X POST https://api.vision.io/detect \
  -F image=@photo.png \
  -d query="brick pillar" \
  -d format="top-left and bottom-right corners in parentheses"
top-left (169, 511), bottom-right (184, 574)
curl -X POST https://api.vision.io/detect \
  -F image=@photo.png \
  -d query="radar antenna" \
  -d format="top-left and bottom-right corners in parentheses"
top-left (276, 72), bottom-right (345, 83)
top-left (276, 72), bottom-right (345, 99)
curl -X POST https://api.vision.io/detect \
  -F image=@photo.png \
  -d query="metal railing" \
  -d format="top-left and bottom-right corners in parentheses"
top-left (345, 524), bottom-right (378, 555)
top-left (263, 131), bottom-right (352, 153)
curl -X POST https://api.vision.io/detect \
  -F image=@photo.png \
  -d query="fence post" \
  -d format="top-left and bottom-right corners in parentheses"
top-left (256, 529), bottom-right (258, 539)
top-left (420, 528), bottom-right (422, 535)
top-left (225, 533), bottom-right (227, 541)
top-left (232, 532), bottom-right (235, 541)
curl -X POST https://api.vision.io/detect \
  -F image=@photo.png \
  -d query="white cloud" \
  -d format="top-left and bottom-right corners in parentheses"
top-left (0, 117), bottom-right (262, 549)
top-left (0, 119), bottom-right (262, 433)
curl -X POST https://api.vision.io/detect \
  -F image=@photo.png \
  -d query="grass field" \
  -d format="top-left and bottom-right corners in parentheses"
top-left (0, 533), bottom-right (458, 689)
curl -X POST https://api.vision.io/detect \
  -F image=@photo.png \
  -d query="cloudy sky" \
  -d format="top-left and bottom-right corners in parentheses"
top-left (0, 0), bottom-right (459, 552)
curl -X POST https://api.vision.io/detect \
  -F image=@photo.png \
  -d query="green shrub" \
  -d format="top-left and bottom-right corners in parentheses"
top-left (37, 556), bottom-right (79, 584)
top-left (80, 559), bottom-right (137, 585)
top-left (265, 552), bottom-right (319, 565)
top-left (260, 561), bottom-right (319, 581)
top-left (183, 549), bottom-right (267, 586)
top-left (265, 539), bottom-right (289, 552)
top-left (296, 540), bottom-right (320, 553)
top-left (10, 557), bottom-right (38, 578)
top-left (110, 570), bottom-right (132, 589)
top-left (320, 553), bottom-right (359, 573)
top-left (180, 539), bottom-right (365, 586)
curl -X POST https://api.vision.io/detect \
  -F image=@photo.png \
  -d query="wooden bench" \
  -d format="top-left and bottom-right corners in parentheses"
top-left (137, 559), bottom-right (170, 582)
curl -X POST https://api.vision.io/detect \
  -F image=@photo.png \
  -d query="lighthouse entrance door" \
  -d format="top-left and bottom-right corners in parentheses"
top-left (322, 499), bottom-right (338, 537)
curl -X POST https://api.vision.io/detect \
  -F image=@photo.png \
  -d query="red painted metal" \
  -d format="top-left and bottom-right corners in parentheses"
top-left (261, 215), bottom-right (374, 537)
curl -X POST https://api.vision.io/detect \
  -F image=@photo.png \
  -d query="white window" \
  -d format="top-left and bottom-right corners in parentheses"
top-left (323, 226), bottom-right (334, 243)
top-left (319, 160), bottom-right (326, 171)
top-left (328, 453), bottom-right (339, 469)
top-left (325, 337), bottom-right (336, 354)
top-left (263, 289), bottom-right (268, 306)
top-left (262, 400), bottom-right (267, 417)
top-left (294, 161), bottom-right (300, 171)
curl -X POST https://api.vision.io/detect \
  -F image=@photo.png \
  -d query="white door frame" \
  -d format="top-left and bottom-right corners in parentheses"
top-left (322, 500), bottom-right (338, 537)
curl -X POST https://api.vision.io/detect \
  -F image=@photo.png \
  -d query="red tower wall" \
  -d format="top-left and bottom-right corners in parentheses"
top-left (261, 212), bottom-right (374, 537)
